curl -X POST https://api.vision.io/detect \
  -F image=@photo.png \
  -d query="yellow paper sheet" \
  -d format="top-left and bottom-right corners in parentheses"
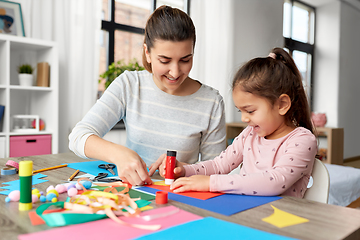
top-left (153, 180), bottom-right (167, 186)
top-left (262, 205), bottom-right (309, 228)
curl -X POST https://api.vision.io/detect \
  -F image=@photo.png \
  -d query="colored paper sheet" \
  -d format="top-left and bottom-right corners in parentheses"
top-left (262, 205), bottom-right (309, 228)
top-left (135, 217), bottom-right (296, 240)
top-left (18, 206), bottom-right (202, 240)
top-left (0, 173), bottom-right (48, 195)
top-left (91, 186), bottom-right (155, 201)
top-left (137, 186), bottom-right (281, 216)
top-left (146, 182), bottom-right (223, 200)
top-left (29, 199), bottom-right (152, 226)
top-left (28, 209), bottom-right (66, 226)
top-left (66, 160), bottom-right (118, 177)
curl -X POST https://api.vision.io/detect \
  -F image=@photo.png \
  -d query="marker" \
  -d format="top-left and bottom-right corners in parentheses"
top-left (165, 150), bottom-right (177, 185)
top-left (19, 160), bottom-right (33, 211)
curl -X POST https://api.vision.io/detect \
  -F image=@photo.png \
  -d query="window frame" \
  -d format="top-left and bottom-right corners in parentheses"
top-left (284, 0), bottom-right (316, 108)
top-left (101, 0), bottom-right (190, 67)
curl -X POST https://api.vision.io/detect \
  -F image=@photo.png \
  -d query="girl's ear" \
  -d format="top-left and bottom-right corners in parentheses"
top-left (144, 44), bottom-right (151, 63)
top-left (278, 94), bottom-right (291, 116)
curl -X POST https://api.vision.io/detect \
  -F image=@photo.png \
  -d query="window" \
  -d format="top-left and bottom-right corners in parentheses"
top-left (99, 0), bottom-right (190, 96)
top-left (283, 0), bottom-right (315, 106)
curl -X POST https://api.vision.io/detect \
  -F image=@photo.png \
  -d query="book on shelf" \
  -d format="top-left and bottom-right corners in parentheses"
top-left (0, 105), bottom-right (4, 132)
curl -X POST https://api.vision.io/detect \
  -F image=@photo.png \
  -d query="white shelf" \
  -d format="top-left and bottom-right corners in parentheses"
top-left (0, 35), bottom-right (59, 157)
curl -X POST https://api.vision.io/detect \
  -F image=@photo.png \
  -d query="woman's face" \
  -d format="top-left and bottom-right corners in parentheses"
top-left (144, 39), bottom-right (194, 95)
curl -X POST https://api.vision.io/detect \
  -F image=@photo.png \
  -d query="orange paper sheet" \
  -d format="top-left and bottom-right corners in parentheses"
top-left (146, 181), bottom-right (223, 200)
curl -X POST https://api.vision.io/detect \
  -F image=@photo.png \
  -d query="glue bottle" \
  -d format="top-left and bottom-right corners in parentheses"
top-left (19, 160), bottom-right (33, 211)
top-left (165, 150), bottom-right (176, 185)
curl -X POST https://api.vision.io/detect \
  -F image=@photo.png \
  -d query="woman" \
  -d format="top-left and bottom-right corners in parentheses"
top-left (69, 5), bottom-right (226, 186)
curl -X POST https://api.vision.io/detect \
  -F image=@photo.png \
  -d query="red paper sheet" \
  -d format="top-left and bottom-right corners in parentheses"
top-left (146, 184), bottom-right (223, 200)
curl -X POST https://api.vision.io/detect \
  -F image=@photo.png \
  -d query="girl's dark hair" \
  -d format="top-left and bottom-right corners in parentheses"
top-left (232, 47), bottom-right (314, 133)
top-left (142, 5), bottom-right (196, 72)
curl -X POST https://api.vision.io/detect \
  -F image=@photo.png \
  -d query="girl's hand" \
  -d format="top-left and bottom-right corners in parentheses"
top-left (170, 175), bottom-right (210, 193)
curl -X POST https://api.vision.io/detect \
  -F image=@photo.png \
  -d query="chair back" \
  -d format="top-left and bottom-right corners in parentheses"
top-left (304, 158), bottom-right (330, 203)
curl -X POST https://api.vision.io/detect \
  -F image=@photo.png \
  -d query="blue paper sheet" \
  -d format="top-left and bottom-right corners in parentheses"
top-left (135, 217), bottom-right (296, 240)
top-left (137, 186), bottom-right (281, 216)
top-left (0, 173), bottom-right (48, 195)
top-left (66, 160), bottom-right (118, 177)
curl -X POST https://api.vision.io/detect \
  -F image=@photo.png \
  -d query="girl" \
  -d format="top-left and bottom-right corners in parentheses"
top-left (68, 6), bottom-right (226, 186)
top-left (167, 48), bottom-right (317, 198)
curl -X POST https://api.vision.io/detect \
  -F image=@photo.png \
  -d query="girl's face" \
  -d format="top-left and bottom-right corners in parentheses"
top-left (232, 87), bottom-right (292, 139)
top-left (144, 39), bottom-right (194, 95)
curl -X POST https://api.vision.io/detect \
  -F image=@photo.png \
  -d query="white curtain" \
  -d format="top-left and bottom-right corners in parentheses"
top-left (190, 0), bottom-right (236, 123)
top-left (15, 0), bottom-right (102, 153)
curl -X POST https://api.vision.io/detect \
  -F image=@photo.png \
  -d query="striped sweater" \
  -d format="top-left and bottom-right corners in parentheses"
top-left (69, 70), bottom-right (226, 166)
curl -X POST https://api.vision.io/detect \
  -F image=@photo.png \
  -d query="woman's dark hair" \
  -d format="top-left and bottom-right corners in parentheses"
top-left (142, 5), bottom-right (196, 72)
top-left (232, 47), bottom-right (314, 133)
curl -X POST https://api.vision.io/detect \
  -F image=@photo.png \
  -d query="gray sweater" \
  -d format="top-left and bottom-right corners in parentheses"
top-left (69, 70), bottom-right (226, 165)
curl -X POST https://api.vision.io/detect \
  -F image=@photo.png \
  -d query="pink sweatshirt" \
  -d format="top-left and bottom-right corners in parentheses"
top-left (183, 126), bottom-right (318, 198)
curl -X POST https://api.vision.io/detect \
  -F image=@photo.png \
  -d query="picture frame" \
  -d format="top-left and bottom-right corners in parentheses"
top-left (0, 0), bottom-right (25, 37)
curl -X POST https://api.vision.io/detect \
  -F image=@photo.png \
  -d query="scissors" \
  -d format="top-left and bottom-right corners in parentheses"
top-left (93, 172), bottom-right (122, 182)
top-left (98, 163), bottom-right (116, 175)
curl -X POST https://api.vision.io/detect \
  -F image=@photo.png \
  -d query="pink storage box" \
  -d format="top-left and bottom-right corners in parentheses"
top-left (10, 135), bottom-right (51, 157)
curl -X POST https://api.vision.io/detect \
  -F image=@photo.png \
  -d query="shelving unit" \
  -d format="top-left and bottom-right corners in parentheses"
top-left (0, 34), bottom-right (58, 157)
top-left (226, 122), bottom-right (344, 165)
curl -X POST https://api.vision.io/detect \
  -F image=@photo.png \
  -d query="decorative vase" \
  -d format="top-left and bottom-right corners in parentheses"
top-left (19, 73), bottom-right (34, 86)
top-left (311, 112), bottom-right (327, 127)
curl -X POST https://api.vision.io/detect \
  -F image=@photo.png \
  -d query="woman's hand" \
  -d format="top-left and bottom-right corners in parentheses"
top-left (113, 149), bottom-right (152, 186)
top-left (170, 175), bottom-right (210, 193)
top-left (148, 154), bottom-right (186, 179)
top-left (84, 135), bottom-right (152, 186)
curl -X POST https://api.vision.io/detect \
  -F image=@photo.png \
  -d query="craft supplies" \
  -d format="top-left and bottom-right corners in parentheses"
top-left (165, 150), bottom-right (176, 185)
top-left (68, 169), bottom-right (80, 181)
top-left (1, 167), bottom-right (17, 175)
top-left (155, 191), bottom-right (168, 204)
top-left (19, 160), bottom-right (33, 211)
top-left (33, 164), bottom-right (67, 174)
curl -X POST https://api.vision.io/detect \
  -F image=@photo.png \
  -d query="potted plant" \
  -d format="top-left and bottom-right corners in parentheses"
top-left (99, 59), bottom-right (144, 89)
top-left (18, 64), bottom-right (34, 86)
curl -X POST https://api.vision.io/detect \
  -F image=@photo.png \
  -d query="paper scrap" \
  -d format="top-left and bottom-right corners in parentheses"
top-left (262, 205), bottom-right (309, 228)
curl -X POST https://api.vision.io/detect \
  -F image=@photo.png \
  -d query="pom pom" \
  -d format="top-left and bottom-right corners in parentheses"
top-left (46, 185), bottom-right (55, 192)
top-left (5, 197), bottom-right (11, 203)
top-left (47, 189), bottom-right (59, 197)
top-left (32, 189), bottom-right (41, 198)
top-left (40, 191), bottom-right (44, 196)
top-left (67, 187), bottom-right (78, 197)
top-left (55, 184), bottom-right (67, 193)
top-left (32, 194), bottom-right (39, 203)
top-left (46, 192), bottom-right (57, 202)
top-left (51, 197), bottom-right (58, 203)
top-left (82, 181), bottom-right (92, 189)
top-left (40, 195), bottom-right (47, 202)
top-left (75, 182), bottom-right (82, 190)
top-left (8, 190), bottom-right (20, 202)
top-left (66, 183), bottom-right (76, 190)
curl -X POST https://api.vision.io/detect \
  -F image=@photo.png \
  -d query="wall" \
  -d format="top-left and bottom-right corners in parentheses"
top-left (231, 0), bottom-right (284, 122)
top-left (313, 1), bottom-right (360, 159)
top-left (190, 0), bottom-right (284, 123)
top-left (338, 2), bottom-right (360, 158)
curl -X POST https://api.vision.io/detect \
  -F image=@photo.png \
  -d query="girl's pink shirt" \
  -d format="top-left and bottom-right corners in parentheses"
top-left (183, 126), bottom-right (318, 198)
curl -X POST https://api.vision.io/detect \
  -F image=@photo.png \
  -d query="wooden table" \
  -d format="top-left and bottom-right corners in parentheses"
top-left (1, 153), bottom-right (360, 240)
